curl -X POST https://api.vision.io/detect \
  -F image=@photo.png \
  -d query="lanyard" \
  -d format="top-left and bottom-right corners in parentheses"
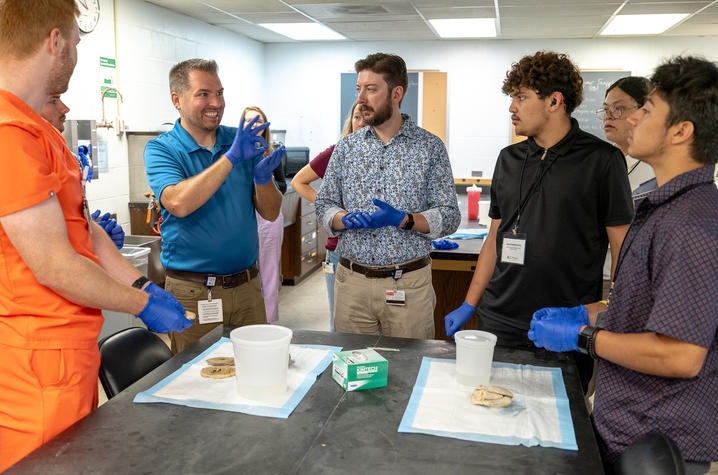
top-left (511, 147), bottom-right (557, 234)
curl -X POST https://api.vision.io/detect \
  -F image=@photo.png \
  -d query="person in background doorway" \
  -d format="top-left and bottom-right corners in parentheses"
top-left (290, 101), bottom-right (366, 330)
top-left (144, 59), bottom-right (285, 353)
top-left (241, 106), bottom-right (286, 324)
top-left (443, 51), bottom-right (634, 391)
top-left (41, 94), bottom-right (125, 249)
top-left (529, 56), bottom-right (718, 475)
top-left (316, 53), bottom-right (460, 339)
top-left (0, 1), bottom-right (191, 470)
top-left (599, 76), bottom-right (655, 298)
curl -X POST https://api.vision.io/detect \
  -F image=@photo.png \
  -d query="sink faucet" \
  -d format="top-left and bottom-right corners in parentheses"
top-left (98, 87), bottom-right (124, 135)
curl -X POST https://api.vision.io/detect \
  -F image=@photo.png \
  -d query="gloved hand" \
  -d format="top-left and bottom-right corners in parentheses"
top-left (225, 115), bottom-right (269, 166)
top-left (143, 282), bottom-right (182, 308)
top-left (532, 305), bottom-right (589, 326)
top-left (91, 210), bottom-right (124, 249)
top-left (444, 302), bottom-right (476, 338)
top-left (528, 315), bottom-right (583, 352)
top-left (368, 199), bottom-right (406, 228)
top-left (432, 239), bottom-right (458, 250)
top-left (254, 145), bottom-right (285, 185)
top-left (136, 294), bottom-right (193, 333)
top-left (78, 145), bottom-right (93, 183)
top-left (341, 211), bottom-right (371, 230)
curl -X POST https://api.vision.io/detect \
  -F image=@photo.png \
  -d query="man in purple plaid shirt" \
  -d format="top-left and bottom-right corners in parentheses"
top-left (528, 56), bottom-right (718, 474)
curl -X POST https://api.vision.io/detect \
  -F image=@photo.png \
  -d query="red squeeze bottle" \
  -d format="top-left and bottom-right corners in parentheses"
top-left (467, 185), bottom-right (481, 220)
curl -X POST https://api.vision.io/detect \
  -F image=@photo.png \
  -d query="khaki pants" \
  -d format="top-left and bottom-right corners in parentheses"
top-left (334, 261), bottom-right (435, 339)
top-left (165, 274), bottom-right (267, 354)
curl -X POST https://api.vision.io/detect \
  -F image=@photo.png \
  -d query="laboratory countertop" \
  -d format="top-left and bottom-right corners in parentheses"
top-left (9, 327), bottom-right (603, 475)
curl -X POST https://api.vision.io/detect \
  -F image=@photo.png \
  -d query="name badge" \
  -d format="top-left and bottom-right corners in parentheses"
top-left (385, 290), bottom-right (406, 306)
top-left (501, 233), bottom-right (527, 266)
top-left (198, 298), bottom-right (223, 324)
top-left (322, 261), bottom-right (335, 274)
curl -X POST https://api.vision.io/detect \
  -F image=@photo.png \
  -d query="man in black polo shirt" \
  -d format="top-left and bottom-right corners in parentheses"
top-left (444, 52), bottom-right (634, 370)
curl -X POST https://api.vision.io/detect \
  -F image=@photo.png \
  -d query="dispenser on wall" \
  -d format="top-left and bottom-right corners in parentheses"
top-left (63, 120), bottom-right (98, 180)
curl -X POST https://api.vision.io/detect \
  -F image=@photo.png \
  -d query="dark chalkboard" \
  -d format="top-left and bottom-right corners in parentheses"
top-left (573, 70), bottom-right (630, 140)
top-left (340, 72), bottom-right (419, 133)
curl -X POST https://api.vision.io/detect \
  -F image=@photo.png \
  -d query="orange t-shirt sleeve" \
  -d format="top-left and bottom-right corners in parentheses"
top-left (0, 124), bottom-right (62, 217)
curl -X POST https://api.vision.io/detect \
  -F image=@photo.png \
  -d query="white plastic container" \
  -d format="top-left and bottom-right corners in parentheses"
top-left (230, 325), bottom-right (293, 401)
top-left (455, 330), bottom-right (497, 387)
top-left (119, 246), bottom-right (151, 277)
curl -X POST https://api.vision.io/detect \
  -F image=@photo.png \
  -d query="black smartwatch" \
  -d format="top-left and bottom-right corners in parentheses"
top-left (577, 326), bottom-right (601, 359)
top-left (402, 213), bottom-right (414, 230)
top-left (132, 276), bottom-right (150, 289)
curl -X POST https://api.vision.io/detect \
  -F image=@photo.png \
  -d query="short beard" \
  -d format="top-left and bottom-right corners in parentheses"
top-left (363, 95), bottom-right (393, 127)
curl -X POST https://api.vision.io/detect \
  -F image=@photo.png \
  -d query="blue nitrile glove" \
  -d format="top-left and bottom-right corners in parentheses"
top-left (432, 239), bottom-right (459, 250)
top-left (528, 315), bottom-right (583, 352)
top-left (341, 211), bottom-right (372, 230)
top-left (444, 302), bottom-right (476, 338)
top-left (136, 294), bottom-right (193, 333)
top-left (254, 145), bottom-right (285, 185)
top-left (91, 210), bottom-right (125, 249)
top-left (78, 145), bottom-right (93, 183)
top-left (143, 282), bottom-right (182, 306)
top-left (225, 115), bottom-right (269, 166)
top-left (368, 199), bottom-right (406, 228)
top-left (532, 305), bottom-right (589, 326)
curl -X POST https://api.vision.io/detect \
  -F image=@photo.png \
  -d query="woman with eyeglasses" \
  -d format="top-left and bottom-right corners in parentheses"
top-left (598, 77), bottom-right (656, 300)
top-left (241, 106), bottom-right (287, 324)
top-left (599, 76), bottom-right (655, 191)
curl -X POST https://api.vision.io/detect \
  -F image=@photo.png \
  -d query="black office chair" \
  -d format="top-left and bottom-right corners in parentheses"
top-left (616, 431), bottom-right (686, 475)
top-left (98, 327), bottom-right (173, 399)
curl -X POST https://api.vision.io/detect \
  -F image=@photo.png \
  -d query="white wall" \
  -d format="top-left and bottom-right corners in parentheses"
top-left (263, 37), bottom-right (718, 178)
top-left (61, 0), bottom-right (264, 229)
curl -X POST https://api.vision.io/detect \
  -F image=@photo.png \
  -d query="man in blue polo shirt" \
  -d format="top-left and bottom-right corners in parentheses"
top-left (145, 58), bottom-right (284, 353)
top-left (529, 56), bottom-right (718, 474)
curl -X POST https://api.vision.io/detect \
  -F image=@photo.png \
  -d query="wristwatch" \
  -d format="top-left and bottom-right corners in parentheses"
top-left (577, 326), bottom-right (600, 359)
top-left (132, 276), bottom-right (150, 289)
top-left (402, 213), bottom-right (414, 230)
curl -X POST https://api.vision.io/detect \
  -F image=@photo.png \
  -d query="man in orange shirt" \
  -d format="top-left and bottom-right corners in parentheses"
top-left (0, 1), bottom-right (192, 470)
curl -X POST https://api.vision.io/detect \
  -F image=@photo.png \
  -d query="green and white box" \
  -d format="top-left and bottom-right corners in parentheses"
top-left (332, 348), bottom-right (388, 391)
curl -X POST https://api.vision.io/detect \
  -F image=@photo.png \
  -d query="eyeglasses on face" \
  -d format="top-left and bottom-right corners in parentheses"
top-left (595, 105), bottom-right (639, 120)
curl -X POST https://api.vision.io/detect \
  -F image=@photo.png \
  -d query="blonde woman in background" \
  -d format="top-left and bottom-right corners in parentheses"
top-left (242, 106), bottom-right (286, 323)
top-left (290, 102), bottom-right (365, 331)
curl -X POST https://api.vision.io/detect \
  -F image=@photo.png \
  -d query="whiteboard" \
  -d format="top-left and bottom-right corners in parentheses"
top-left (572, 70), bottom-right (631, 140)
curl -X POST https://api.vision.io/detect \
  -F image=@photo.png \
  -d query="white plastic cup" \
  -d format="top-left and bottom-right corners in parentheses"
top-left (454, 330), bottom-right (497, 387)
top-left (230, 324), bottom-right (292, 400)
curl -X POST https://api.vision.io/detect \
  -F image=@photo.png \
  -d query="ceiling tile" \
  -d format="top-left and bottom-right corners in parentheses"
top-left (620, 2), bottom-right (710, 14)
top-left (419, 6), bottom-right (497, 19)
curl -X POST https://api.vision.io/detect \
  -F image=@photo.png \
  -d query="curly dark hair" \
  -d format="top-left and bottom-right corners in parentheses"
top-left (651, 56), bottom-right (718, 165)
top-left (501, 51), bottom-right (583, 114)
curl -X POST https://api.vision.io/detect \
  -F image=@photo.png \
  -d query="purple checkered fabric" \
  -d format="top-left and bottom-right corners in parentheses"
top-left (592, 165), bottom-right (718, 463)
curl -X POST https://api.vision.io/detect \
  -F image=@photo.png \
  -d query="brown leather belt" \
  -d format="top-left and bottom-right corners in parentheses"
top-left (165, 263), bottom-right (259, 289)
top-left (339, 256), bottom-right (429, 279)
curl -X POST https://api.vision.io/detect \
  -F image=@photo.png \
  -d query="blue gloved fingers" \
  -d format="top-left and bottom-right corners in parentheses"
top-left (372, 198), bottom-right (391, 209)
top-left (529, 317), bottom-right (581, 352)
top-left (101, 218), bottom-right (116, 233)
top-left (443, 302), bottom-right (476, 338)
top-left (144, 282), bottom-right (185, 314)
top-left (532, 307), bottom-right (551, 322)
top-left (353, 212), bottom-right (371, 228)
top-left (368, 199), bottom-right (405, 228)
top-left (91, 209), bottom-right (101, 221)
top-left (254, 146), bottom-right (285, 185)
top-left (570, 305), bottom-right (590, 325)
top-left (136, 295), bottom-right (192, 333)
top-left (226, 118), bottom-right (270, 166)
top-left (240, 114), bottom-right (270, 135)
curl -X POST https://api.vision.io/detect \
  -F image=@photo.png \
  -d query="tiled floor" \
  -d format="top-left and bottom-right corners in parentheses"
top-left (97, 269), bottom-right (718, 472)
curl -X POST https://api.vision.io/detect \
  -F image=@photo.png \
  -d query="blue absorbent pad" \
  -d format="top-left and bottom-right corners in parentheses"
top-left (398, 357), bottom-right (577, 451)
top-left (133, 338), bottom-right (341, 418)
top-left (444, 228), bottom-right (489, 240)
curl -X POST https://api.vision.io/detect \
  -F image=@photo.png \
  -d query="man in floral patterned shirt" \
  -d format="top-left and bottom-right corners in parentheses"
top-left (316, 53), bottom-right (460, 339)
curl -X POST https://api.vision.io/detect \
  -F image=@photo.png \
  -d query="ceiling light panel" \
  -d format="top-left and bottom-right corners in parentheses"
top-left (258, 22), bottom-right (346, 40)
top-left (600, 13), bottom-right (690, 35)
top-left (429, 18), bottom-right (497, 38)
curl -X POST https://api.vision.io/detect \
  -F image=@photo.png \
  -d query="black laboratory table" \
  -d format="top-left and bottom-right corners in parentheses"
top-left (9, 327), bottom-right (604, 475)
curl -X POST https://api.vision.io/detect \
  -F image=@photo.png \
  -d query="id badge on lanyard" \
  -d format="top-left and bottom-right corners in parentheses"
top-left (501, 232), bottom-right (527, 266)
top-left (198, 275), bottom-right (223, 324)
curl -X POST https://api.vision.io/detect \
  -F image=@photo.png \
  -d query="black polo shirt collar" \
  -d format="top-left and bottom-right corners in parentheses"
top-left (526, 117), bottom-right (581, 158)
